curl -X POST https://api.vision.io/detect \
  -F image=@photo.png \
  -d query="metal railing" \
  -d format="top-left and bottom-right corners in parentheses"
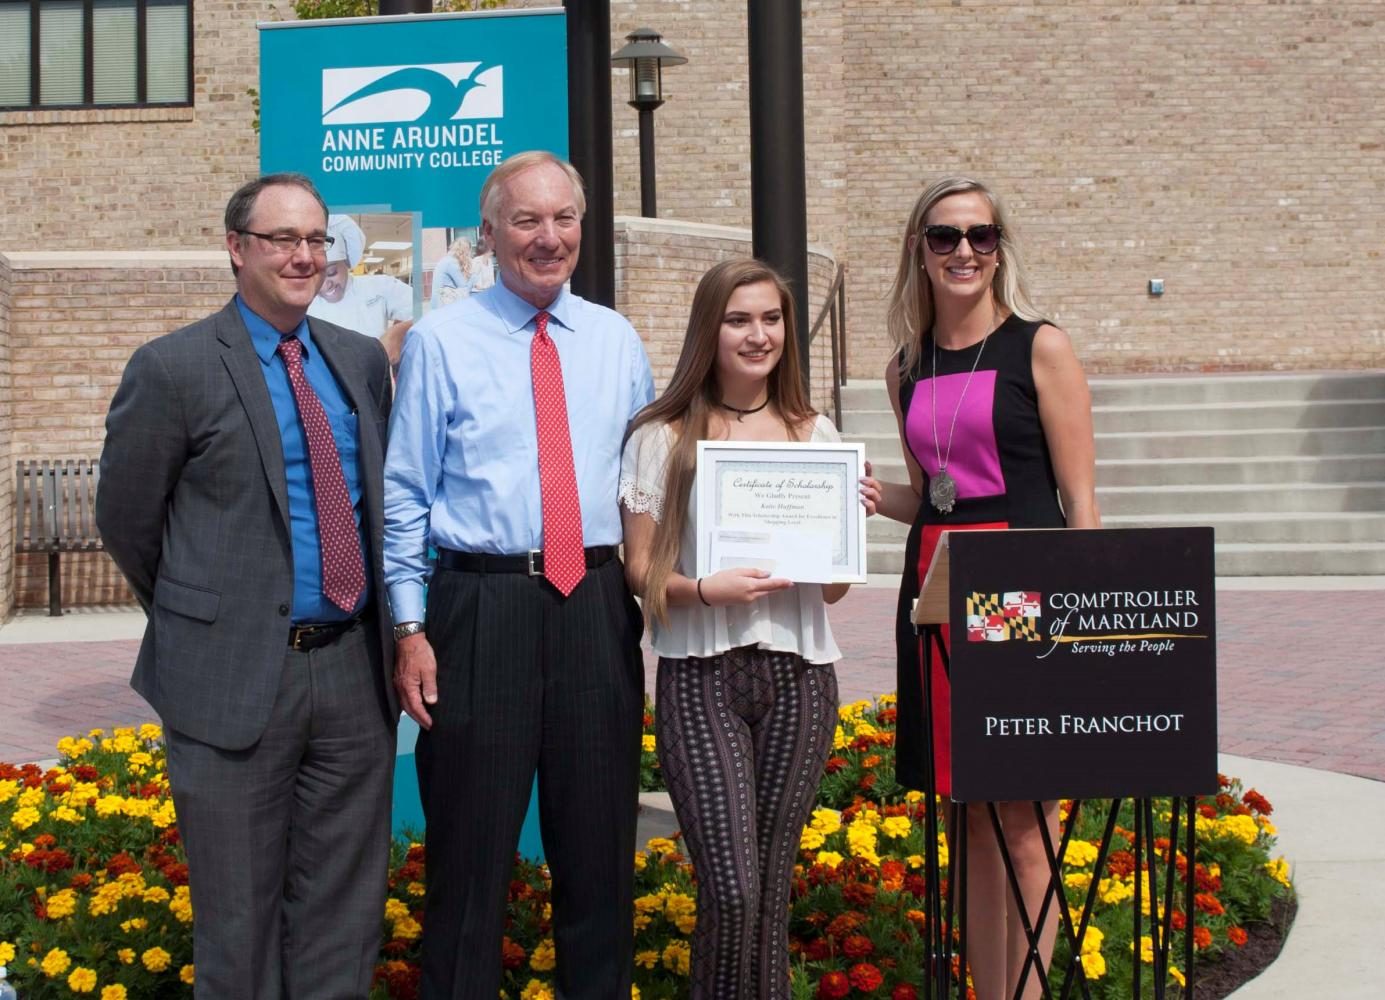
top-left (807, 262), bottom-right (848, 429)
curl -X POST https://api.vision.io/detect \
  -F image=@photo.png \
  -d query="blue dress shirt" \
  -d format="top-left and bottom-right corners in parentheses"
top-left (238, 296), bottom-right (370, 623)
top-left (384, 277), bottom-right (655, 623)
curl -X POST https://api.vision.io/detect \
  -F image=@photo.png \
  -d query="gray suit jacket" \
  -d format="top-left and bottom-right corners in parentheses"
top-left (96, 298), bottom-right (397, 750)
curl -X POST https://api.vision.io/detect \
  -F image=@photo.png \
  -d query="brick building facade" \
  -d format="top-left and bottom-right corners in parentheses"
top-left (2, 0), bottom-right (1381, 613)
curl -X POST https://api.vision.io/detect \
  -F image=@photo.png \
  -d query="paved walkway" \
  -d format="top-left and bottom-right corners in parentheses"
top-left (2, 578), bottom-right (1383, 996)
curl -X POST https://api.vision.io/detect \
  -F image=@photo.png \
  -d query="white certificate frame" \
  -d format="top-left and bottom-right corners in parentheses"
top-left (695, 439), bottom-right (868, 584)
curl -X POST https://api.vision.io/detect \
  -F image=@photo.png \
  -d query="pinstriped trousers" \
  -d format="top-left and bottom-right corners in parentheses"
top-left (657, 646), bottom-right (839, 1000)
top-left (415, 557), bottom-right (645, 1000)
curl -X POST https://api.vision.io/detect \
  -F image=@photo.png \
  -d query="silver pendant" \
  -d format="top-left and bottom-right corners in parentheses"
top-left (929, 468), bottom-right (958, 514)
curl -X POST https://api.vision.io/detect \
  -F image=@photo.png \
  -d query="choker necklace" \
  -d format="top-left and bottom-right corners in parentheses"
top-left (928, 312), bottom-right (1001, 514)
top-left (718, 396), bottom-right (770, 421)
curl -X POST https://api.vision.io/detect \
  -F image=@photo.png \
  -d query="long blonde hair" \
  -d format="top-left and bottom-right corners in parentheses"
top-left (630, 259), bottom-right (816, 625)
top-left (448, 237), bottom-right (474, 278)
top-left (886, 177), bottom-right (1047, 374)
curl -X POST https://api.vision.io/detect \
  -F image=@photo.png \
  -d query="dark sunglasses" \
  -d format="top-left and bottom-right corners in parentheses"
top-left (920, 223), bottom-right (1002, 256)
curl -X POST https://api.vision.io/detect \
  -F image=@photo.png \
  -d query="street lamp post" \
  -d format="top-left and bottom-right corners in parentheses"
top-left (611, 27), bottom-right (686, 218)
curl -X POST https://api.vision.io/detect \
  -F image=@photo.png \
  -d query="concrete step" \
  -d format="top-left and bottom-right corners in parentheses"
top-left (1095, 426), bottom-right (1385, 460)
top-left (1102, 512), bottom-right (1385, 545)
top-left (1096, 455), bottom-right (1385, 487)
top-left (841, 408), bottom-right (903, 436)
top-left (1089, 372), bottom-right (1385, 407)
top-left (838, 430), bottom-right (907, 465)
top-left (1215, 542), bottom-right (1385, 576)
top-left (868, 542), bottom-right (907, 575)
top-left (868, 516), bottom-right (911, 543)
top-left (1098, 482), bottom-right (1385, 516)
top-left (1093, 399), bottom-right (1385, 434)
top-left (839, 379), bottom-right (889, 410)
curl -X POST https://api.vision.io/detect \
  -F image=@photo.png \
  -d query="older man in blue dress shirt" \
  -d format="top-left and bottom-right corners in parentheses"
top-left (384, 151), bottom-right (654, 1000)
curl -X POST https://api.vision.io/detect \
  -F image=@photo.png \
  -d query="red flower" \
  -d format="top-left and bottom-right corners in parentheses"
top-left (106, 852), bottom-right (142, 876)
top-left (33, 834), bottom-right (57, 850)
top-left (1194, 892), bottom-right (1225, 916)
top-left (849, 962), bottom-right (885, 992)
top-left (501, 936), bottom-right (526, 969)
top-left (827, 912), bottom-right (866, 939)
top-left (841, 934), bottom-right (874, 959)
top-left (892, 985), bottom-right (918, 1000)
top-left (858, 773), bottom-right (878, 791)
top-left (1197, 803), bottom-right (1218, 819)
top-left (1192, 926), bottom-right (1213, 950)
top-left (1242, 789), bottom-right (1273, 815)
top-left (805, 937), bottom-right (834, 961)
top-left (1106, 850), bottom-right (1136, 878)
top-left (880, 860), bottom-right (906, 892)
top-left (877, 707), bottom-right (898, 725)
top-left (825, 757), bottom-right (849, 774)
top-left (903, 874), bottom-right (927, 898)
top-left (1170, 910), bottom-right (1187, 931)
top-left (817, 971), bottom-right (851, 999)
top-left (1228, 926), bottom-right (1248, 947)
top-left (862, 754), bottom-right (883, 768)
top-left (843, 882), bottom-right (877, 907)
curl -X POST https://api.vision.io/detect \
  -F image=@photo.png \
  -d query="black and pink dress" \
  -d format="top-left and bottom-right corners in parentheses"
top-left (893, 314), bottom-right (1066, 796)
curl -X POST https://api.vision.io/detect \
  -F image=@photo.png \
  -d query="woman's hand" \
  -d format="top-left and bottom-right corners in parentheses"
top-left (698, 567), bottom-right (794, 606)
top-left (860, 460), bottom-right (882, 516)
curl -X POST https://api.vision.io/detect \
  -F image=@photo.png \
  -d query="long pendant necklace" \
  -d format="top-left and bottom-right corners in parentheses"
top-left (928, 315), bottom-right (999, 514)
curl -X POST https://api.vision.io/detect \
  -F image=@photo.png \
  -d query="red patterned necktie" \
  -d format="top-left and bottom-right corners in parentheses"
top-left (277, 336), bottom-right (366, 614)
top-left (530, 311), bottom-right (585, 596)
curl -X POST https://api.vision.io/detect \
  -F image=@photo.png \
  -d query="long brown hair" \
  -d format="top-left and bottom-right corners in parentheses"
top-left (886, 176), bottom-right (1047, 374)
top-left (630, 258), bottom-right (816, 625)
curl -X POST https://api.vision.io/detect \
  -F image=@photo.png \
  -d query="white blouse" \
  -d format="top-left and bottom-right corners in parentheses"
top-left (618, 415), bottom-right (843, 664)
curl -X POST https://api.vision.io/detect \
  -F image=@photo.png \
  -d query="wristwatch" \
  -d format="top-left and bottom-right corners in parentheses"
top-left (393, 621), bottom-right (425, 641)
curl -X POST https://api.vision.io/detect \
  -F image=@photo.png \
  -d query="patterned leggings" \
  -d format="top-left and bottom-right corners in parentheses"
top-left (656, 646), bottom-right (839, 1000)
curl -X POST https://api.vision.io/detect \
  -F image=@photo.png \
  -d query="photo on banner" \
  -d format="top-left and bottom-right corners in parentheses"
top-left (309, 210), bottom-right (421, 339)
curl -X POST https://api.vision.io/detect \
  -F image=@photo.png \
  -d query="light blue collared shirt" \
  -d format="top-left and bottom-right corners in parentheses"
top-left (237, 296), bottom-right (369, 624)
top-left (383, 277), bottom-right (654, 623)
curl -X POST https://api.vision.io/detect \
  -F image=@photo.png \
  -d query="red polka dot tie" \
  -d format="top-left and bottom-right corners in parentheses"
top-left (277, 336), bottom-right (367, 614)
top-left (530, 311), bottom-right (585, 597)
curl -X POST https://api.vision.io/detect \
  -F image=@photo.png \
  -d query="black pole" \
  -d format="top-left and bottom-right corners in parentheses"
top-left (747, 0), bottom-right (809, 381)
top-left (637, 106), bottom-right (657, 217)
top-left (377, 0), bottom-right (428, 15)
top-left (565, 0), bottom-right (616, 307)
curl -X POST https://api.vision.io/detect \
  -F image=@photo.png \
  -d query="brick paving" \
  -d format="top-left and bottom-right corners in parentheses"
top-left (2, 586), bottom-right (1383, 783)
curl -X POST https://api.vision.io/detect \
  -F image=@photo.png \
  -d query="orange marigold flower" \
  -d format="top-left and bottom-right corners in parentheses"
top-left (1242, 789), bottom-right (1273, 815)
top-left (1228, 926), bottom-right (1248, 947)
top-left (848, 962), bottom-right (884, 992)
top-left (1194, 892), bottom-right (1225, 916)
top-left (1192, 926), bottom-right (1213, 950)
top-left (841, 934), bottom-right (874, 959)
top-left (817, 971), bottom-right (851, 999)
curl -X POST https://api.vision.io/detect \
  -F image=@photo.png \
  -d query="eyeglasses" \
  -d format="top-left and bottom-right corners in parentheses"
top-left (920, 224), bottom-right (1002, 256)
top-left (237, 230), bottom-right (336, 256)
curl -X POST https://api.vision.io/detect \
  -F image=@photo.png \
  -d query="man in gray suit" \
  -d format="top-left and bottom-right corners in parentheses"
top-left (97, 173), bottom-right (397, 998)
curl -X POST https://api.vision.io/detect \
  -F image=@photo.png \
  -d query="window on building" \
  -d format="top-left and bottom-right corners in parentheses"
top-left (0, 0), bottom-right (192, 110)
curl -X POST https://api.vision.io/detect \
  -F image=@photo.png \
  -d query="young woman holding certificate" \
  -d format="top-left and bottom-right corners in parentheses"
top-left (619, 258), bottom-right (879, 999)
top-left (870, 178), bottom-right (1100, 1000)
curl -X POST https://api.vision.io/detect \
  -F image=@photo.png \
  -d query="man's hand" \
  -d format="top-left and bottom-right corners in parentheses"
top-left (394, 632), bottom-right (438, 729)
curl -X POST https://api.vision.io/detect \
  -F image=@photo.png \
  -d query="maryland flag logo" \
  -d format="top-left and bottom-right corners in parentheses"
top-left (967, 591), bottom-right (1042, 642)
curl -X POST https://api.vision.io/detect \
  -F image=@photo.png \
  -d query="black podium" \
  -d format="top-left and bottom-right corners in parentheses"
top-left (911, 527), bottom-right (1218, 999)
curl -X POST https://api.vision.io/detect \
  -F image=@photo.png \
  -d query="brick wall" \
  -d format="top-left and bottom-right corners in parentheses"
top-left (6, 253), bottom-right (234, 609)
top-left (0, 253), bottom-right (12, 618)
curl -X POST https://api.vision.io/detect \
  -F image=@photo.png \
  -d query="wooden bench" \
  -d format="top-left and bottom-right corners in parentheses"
top-left (14, 459), bottom-right (103, 616)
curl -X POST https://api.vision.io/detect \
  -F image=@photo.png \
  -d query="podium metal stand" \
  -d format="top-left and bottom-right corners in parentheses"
top-left (910, 528), bottom-right (1209, 999)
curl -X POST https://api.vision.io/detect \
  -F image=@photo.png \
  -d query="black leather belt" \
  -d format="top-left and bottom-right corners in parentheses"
top-left (288, 613), bottom-right (366, 652)
top-left (435, 545), bottom-right (617, 576)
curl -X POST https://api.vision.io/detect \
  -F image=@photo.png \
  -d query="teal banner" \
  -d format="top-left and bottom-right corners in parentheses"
top-left (259, 10), bottom-right (568, 227)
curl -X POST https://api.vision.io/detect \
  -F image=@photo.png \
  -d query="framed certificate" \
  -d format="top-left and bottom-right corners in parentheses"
top-left (694, 440), bottom-right (868, 584)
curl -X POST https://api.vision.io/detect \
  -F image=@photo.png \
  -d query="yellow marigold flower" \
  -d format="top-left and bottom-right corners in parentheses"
top-left (393, 916), bottom-right (422, 941)
top-left (18, 786), bottom-right (45, 808)
top-left (633, 851), bottom-right (647, 871)
top-left (1080, 925), bottom-right (1104, 955)
top-left (878, 693), bottom-right (898, 706)
top-left (854, 721), bottom-right (878, 738)
top-left (810, 808), bottom-right (842, 835)
top-left (67, 967), bottom-right (98, 992)
top-left (87, 728), bottom-right (106, 739)
top-left (66, 781), bottom-right (100, 802)
top-left (143, 886), bottom-right (171, 905)
top-left (139, 723), bottom-right (163, 741)
top-left (117, 950), bottom-right (135, 965)
top-left (644, 837), bottom-right (677, 855)
top-left (1130, 936), bottom-right (1154, 964)
top-left (142, 947), bottom-right (172, 972)
top-left (170, 886), bottom-right (194, 923)
top-left (41, 948), bottom-right (72, 978)
top-left (663, 893), bottom-right (695, 918)
top-left (661, 940), bottom-right (691, 976)
top-left (631, 987), bottom-right (640, 1000)
top-left (1217, 814), bottom-right (1260, 845)
top-left (121, 798), bottom-right (152, 819)
top-left (815, 850), bottom-right (844, 869)
top-left (530, 938), bottom-right (556, 972)
top-left (406, 881), bottom-right (425, 897)
top-left (634, 950), bottom-right (659, 969)
top-left (94, 796), bottom-right (124, 818)
top-left (633, 914), bottom-right (651, 931)
top-left (1080, 951), bottom-right (1106, 980)
top-left (904, 789), bottom-right (924, 803)
top-left (634, 894), bottom-right (662, 914)
top-left (1265, 857), bottom-right (1292, 888)
top-left (0, 941), bottom-right (15, 964)
top-left (101, 986), bottom-right (129, 1000)
top-left (1065, 872), bottom-right (1092, 890)
top-left (1063, 839), bottom-right (1100, 868)
top-left (799, 827), bottom-right (826, 851)
top-left (519, 980), bottom-right (554, 1000)
top-left (0, 781), bottom-right (19, 804)
top-left (151, 800), bottom-right (177, 828)
top-left (832, 725), bottom-right (847, 749)
top-left (641, 734), bottom-right (656, 753)
top-left (52, 805), bottom-right (84, 823)
top-left (1169, 966), bottom-right (1185, 987)
top-left (119, 917), bottom-right (148, 933)
top-left (881, 815), bottom-right (911, 839)
top-left (46, 889), bottom-right (79, 919)
top-left (906, 854), bottom-right (924, 870)
top-left (384, 898), bottom-right (410, 921)
top-left (128, 752), bottom-right (154, 768)
top-left (1098, 877), bottom-right (1134, 906)
top-left (10, 806), bottom-right (41, 831)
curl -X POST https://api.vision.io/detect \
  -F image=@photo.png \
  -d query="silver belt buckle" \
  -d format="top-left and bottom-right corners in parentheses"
top-left (527, 549), bottom-right (543, 576)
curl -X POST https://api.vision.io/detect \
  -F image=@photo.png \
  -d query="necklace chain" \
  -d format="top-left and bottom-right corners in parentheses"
top-left (718, 396), bottom-right (770, 421)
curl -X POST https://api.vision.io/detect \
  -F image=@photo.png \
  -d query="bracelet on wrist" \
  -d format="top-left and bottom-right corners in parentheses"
top-left (696, 578), bottom-right (711, 607)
